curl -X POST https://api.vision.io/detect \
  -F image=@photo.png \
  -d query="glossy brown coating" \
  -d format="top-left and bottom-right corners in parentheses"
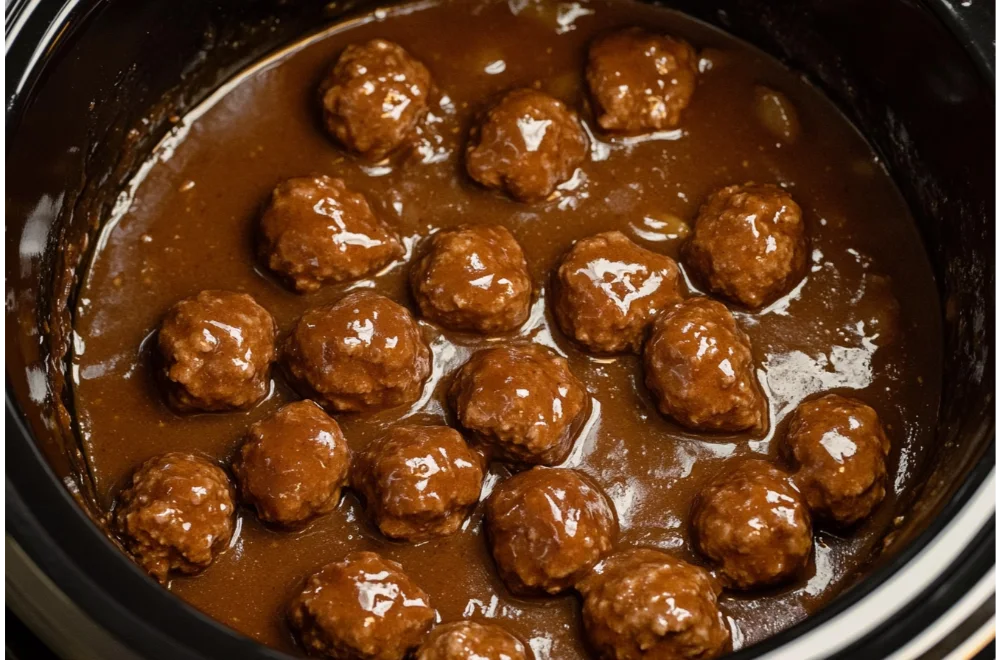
top-left (416, 621), bottom-right (530, 660)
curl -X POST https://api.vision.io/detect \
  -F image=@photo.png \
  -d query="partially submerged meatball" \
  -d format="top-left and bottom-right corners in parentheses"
top-left (692, 459), bottom-right (812, 589)
top-left (644, 297), bottom-right (764, 432)
top-left (485, 467), bottom-right (617, 595)
top-left (259, 175), bottom-right (403, 293)
top-left (288, 551), bottom-right (435, 660)
top-left (284, 291), bottom-right (431, 412)
top-left (157, 290), bottom-right (276, 412)
top-left (684, 183), bottom-right (808, 309)
top-left (553, 231), bottom-right (683, 354)
top-left (586, 27), bottom-right (698, 134)
top-left (232, 400), bottom-right (350, 526)
top-left (353, 425), bottom-right (485, 540)
top-left (782, 394), bottom-right (890, 526)
top-left (416, 621), bottom-right (530, 660)
top-left (466, 88), bottom-right (588, 202)
top-left (319, 39), bottom-right (433, 161)
top-left (449, 344), bottom-right (587, 465)
top-left (115, 452), bottom-right (235, 583)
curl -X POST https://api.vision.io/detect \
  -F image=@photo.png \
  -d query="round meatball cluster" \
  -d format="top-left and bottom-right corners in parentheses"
top-left (416, 621), bottom-right (529, 660)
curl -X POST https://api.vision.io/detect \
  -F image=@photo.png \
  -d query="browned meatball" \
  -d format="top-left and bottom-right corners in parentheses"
top-left (232, 400), bottom-right (350, 527)
top-left (553, 231), bottom-right (683, 354)
top-left (353, 425), bottom-right (485, 541)
top-left (449, 344), bottom-right (587, 465)
top-left (258, 175), bottom-right (403, 293)
top-left (684, 183), bottom-right (808, 309)
top-left (319, 39), bottom-right (433, 161)
top-left (416, 621), bottom-right (530, 660)
top-left (485, 467), bottom-right (617, 595)
top-left (410, 225), bottom-right (533, 334)
top-left (692, 459), bottom-right (812, 589)
top-left (115, 452), bottom-right (235, 584)
top-left (577, 549), bottom-right (729, 660)
top-left (644, 298), bottom-right (764, 432)
top-left (288, 551), bottom-right (435, 660)
top-left (284, 292), bottom-right (431, 412)
top-left (782, 394), bottom-right (891, 526)
top-left (466, 88), bottom-right (588, 202)
top-left (586, 28), bottom-right (698, 134)
top-left (157, 290), bottom-right (276, 412)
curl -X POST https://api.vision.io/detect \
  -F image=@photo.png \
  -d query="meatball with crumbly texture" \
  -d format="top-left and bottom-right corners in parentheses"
top-left (692, 459), bottom-right (812, 589)
top-left (115, 452), bottom-right (235, 584)
top-left (466, 88), bottom-right (588, 202)
top-left (288, 551), bottom-right (435, 660)
top-left (283, 292), bottom-right (431, 412)
top-left (416, 621), bottom-right (530, 660)
top-left (782, 394), bottom-right (890, 526)
top-left (684, 183), bottom-right (808, 309)
top-left (553, 231), bottom-right (683, 354)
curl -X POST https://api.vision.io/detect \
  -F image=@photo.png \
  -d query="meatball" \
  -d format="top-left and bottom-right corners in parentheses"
top-left (288, 551), bottom-right (435, 660)
top-left (258, 175), bottom-right (403, 293)
top-left (449, 344), bottom-right (587, 465)
top-left (283, 291), bottom-right (431, 412)
top-left (691, 459), bottom-right (812, 589)
top-left (781, 394), bottom-right (891, 526)
top-left (319, 39), bottom-right (433, 161)
top-left (416, 621), bottom-right (530, 660)
top-left (466, 88), bottom-right (588, 202)
top-left (485, 467), bottom-right (617, 595)
top-left (586, 27), bottom-right (698, 134)
top-left (115, 452), bottom-right (235, 584)
top-left (644, 297), bottom-right (764, 432)
top-left (553, 231), bottom-right (683, 354)
top-left (353, 425), bottom-right (485, 540)
top-left (577, 549), bottom-right (729, 660)
top-left (684, 183), bottom-right (808, 309)
top-left (232, 400), bottom-right (351, 527)
top-left (410, 225), bottom-right (532, 334)
top-left (157, 290), bottom-right (276, 412)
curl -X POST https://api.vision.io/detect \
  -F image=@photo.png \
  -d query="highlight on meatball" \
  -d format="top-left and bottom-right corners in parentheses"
top-left (283, 291), bottom-right (431, 412)
top-left (553, 230), bottom-right (683, 354)
top-left (232, 400), bottom-right (351, 527)
top-left (781, 394), bottom-right (891, 526)
top-left (449, 344), bottom-right (587, 465)
top-left (258, 175), bottom-right (403, 293)
top-left (319, 39), bottom-right (433, 161)
top-left (466, 88), bottom-right (588, 202)
top-left (691, 459), bottom-right (812, 589)
top-left (416, 620), bottom-right (530, 660)
top-left (288, 551), bottom-right (435, 660)
top-left (485, 467), bottom-right (617, 595)
top-left (157, 290), bottom-right (276, 413)
top-left (352, 425), bottom-right (485, 541)
top-left (115, 452), bottom-right (235, 584)
top-left (684, 182), bottom-right (808, 309)
top-left (644, 297), bottom-right (764, 432)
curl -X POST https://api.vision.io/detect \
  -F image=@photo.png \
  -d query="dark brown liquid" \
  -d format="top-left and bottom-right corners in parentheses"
top-left (72, 0), bottom-right (941, 655)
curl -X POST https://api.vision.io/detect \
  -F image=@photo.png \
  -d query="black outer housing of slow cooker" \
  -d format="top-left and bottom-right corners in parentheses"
top-left (4, 0), bottom-right (994, 658)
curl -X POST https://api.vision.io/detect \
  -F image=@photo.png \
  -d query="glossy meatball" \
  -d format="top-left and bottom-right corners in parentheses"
top-left (416, 621), bottom-right (530, 660)
top-left (232, 400), bottom-right (351, 526)
top-left (319, 39), bottom-right (433, 161)
top-left (644, 298), bottom-right (764, 432)
top-left (692, 459), bottom-right (812, 589)
top-left (586, 27), bottom-right (698, 133)
top-left (115, 452), bottom-right (235, 584)
top-left (157, 290), bottom-right (276, 412)
top-left (353, 425), bottom-right (485, 540)
top-left (684, 183), bottom-right (808, 309)
top-left (782, 394), bottom-right (891, 526)
top-left (466, 88), bottom-right (588, 202)
top-left (283, 292), bottom-right (431, 412)
top-left (288, 551), bottom-right (435, 660)
top-left (485, 467), bottom-right (617, 595)
top-left (258, 175), bottom-right (403, 293)
top-left (410, 225), bottom-right (532, 334)
top-left (449, 344), bottom-right (587, 465)
top-left (553, 231), bottom-right (683, 354)
top-left (577, 549), bottom-right (729, 660)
